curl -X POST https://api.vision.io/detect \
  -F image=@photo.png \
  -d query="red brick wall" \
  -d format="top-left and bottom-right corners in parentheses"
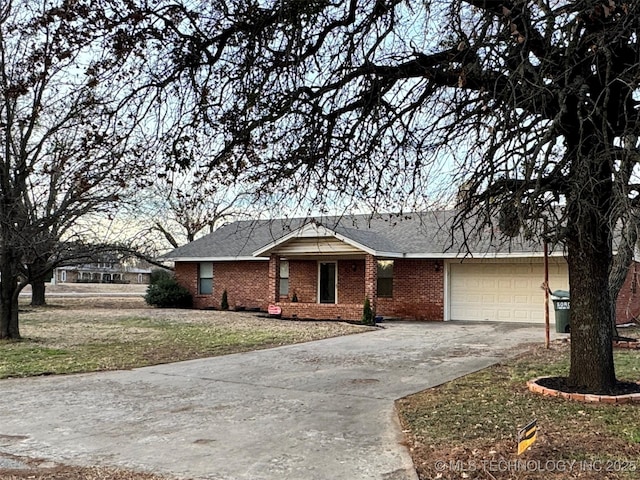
top-left (175, 261), bottom-right (269, 310)
top-left (269, 255), bottom-right (279, 303)
top-left (616, 261), bottom-right (640, 324)
top-left (376, 259), bottom-right (444, 320)
top-left (280, 258), bottom-right (444, 321)
top-left (286, 259), bottom-right (365, 304)
top-left (338, 260), bottom-right (366, 304)
top-left (279, 302), bottom-right (362, 321)
top-left (278, 259), bottom-right (363, 320)
top-left (175, 257), bottom-right (445, 321)
top-left (364, 255), bottom-right (377, 311)
top-left (174, 262), bottom-right (198, 297)
top-left (215, 261), bottom-right (270, 309)
top-left (289, 260), bottom-right (317, 303)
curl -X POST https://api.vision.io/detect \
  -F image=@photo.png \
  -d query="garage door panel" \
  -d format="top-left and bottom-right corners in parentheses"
top-left (481, 308), bottom-right (497, 319)
top-left (513, 309), bottom-right (532, 320)
top-left (465, 278), bottom-right (480, 288)
top-left (449, 259), bottom-right (569, 323)
top-left (514, 279), bottom-right (530, 288)
top-left (481, 279), bottom-right (497, 288)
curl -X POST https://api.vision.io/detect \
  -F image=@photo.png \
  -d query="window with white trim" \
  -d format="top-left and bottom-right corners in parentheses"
top-left (377, 260), bottom-right (394, 298)
top-left (199, 262), bottom-right (213, 295)
top-left (279, 260), bottom-right (289, 296)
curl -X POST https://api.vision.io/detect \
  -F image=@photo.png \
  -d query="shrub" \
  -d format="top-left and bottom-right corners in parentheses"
top-left (149, 268), bottom-right (173, 285)
top-left (221, 289), bottom-right (229, 310)
top-left (144, 277), bottom-right (192, 308)
top-left (362, 297), bottom-right (375, 326)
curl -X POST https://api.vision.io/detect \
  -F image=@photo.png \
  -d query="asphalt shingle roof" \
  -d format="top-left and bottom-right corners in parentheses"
top-left (163, 210), bottom-right (546, 261)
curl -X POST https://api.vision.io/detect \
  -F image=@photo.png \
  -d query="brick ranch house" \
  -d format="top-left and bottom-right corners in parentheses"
top-left (164, 211), bottom-right (640, 325)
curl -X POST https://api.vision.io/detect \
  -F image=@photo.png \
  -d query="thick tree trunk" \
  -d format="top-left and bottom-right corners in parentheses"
top-left (0, 258), bottom-right (21, 340)
top-left (567, 236), bottom-right (615, 393)
top-left (30, 278), bottom-right (47, 306)
top-left (566, 145), bottom-right (616, 393)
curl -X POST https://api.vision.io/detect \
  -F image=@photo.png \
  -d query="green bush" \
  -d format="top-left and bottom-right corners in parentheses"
top-left (221, 289), bottom-right (229, 310)
top-left (144, 277), bottom-right (192, 308)
top-left (149, 268), bottom-right (174, 285)
top-left (362, 297), bottom-right (375, 326)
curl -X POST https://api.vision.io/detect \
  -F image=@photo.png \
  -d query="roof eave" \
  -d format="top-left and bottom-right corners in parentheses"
top-left (167, 251), bottom-right (567, 262)
top-left (363, 250), bottom-right (566, 259)
top-left (163, 256), bottom-right (269, 262)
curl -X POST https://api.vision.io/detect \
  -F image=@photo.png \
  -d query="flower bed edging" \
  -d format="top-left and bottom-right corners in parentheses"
top-left (613, 340), bottom-right (640, 349)
top-left (527, 377), bottom-right (640, 404)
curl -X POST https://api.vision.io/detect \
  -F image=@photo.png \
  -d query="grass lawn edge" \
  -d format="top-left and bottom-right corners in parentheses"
top-left (395, 338), bottom-right (640, 480)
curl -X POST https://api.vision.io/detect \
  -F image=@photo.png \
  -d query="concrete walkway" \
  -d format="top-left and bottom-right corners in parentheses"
top-left (0, 321), bottom-right (558, 479)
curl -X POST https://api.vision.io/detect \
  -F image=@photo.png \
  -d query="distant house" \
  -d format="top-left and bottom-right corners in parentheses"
top-left (163, 211), bottom-right (640, 324)
top-left (53, 256), bottom-right (152, 284)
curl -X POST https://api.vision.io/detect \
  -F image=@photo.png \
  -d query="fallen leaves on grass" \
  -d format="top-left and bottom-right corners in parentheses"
top-left (0, 465), bottom-right (174, 480)
top-left (397, 341), bottom-right (640, 480)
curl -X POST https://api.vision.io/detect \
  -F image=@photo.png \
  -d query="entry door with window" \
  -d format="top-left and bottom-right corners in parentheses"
top-left (318, 262), bottom-right (337, 304)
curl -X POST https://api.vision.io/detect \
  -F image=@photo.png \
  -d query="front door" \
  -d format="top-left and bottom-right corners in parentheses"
top-left (319, 262), bottom-right (337, 304)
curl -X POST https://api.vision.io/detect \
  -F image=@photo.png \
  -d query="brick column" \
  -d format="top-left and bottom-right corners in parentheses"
top-left (364, 254), bottom-right (377, 313)
top-left (268, 254), bottom-right (280, 303)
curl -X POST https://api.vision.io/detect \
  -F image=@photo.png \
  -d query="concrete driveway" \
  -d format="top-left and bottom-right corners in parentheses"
top-left (0, 321), bottom-right (556, 479)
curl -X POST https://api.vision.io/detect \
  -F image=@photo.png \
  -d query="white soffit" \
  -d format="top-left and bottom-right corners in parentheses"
top-left (253, 223), bottom-right (375, 257)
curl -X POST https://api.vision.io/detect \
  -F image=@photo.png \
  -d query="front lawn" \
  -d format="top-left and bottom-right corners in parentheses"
top-left (0, 300), bottom-right (371, 379)
top-left (397, 337), bottom-right (640, 480)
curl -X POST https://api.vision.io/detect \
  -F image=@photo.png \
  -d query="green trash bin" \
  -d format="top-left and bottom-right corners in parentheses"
top-left (552, 290), bottom-right (570, 333)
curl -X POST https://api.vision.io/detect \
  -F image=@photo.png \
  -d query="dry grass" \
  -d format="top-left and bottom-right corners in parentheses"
top-left (3, 295), bottom-right (372, 379)
top-left (0, 465), bottom-right (170, 480)
top-left (396, 339), bottom-right (640, 480)
top-left (19, 299), bottom-right (366, 348)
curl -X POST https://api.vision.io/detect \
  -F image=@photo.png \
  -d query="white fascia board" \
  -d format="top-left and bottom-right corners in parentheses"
top-left (369, 251), bottom-right (405, 259)
top-left (164, 256), bottom-right (269, 262)
top-left (253, 223), bottom-right (376, 257)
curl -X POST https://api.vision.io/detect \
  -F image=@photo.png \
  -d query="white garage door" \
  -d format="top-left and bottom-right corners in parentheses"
top-left (448, 258), bottom-right (569, 323)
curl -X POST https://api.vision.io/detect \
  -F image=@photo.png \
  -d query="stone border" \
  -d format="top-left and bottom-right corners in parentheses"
top-left (527, 377), bottom-right (640, 404)
top-left (613, 340), bottom-right (640, 349)
top-left (560, 338), bottom-right (640, 349)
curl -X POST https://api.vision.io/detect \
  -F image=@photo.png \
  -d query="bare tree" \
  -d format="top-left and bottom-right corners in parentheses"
top-left (0, 0), bottom-right (156, 336)
top-left (137, 170), bottom-right (250, 250)
top-left (117, 1), bottom-right (638, 393)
